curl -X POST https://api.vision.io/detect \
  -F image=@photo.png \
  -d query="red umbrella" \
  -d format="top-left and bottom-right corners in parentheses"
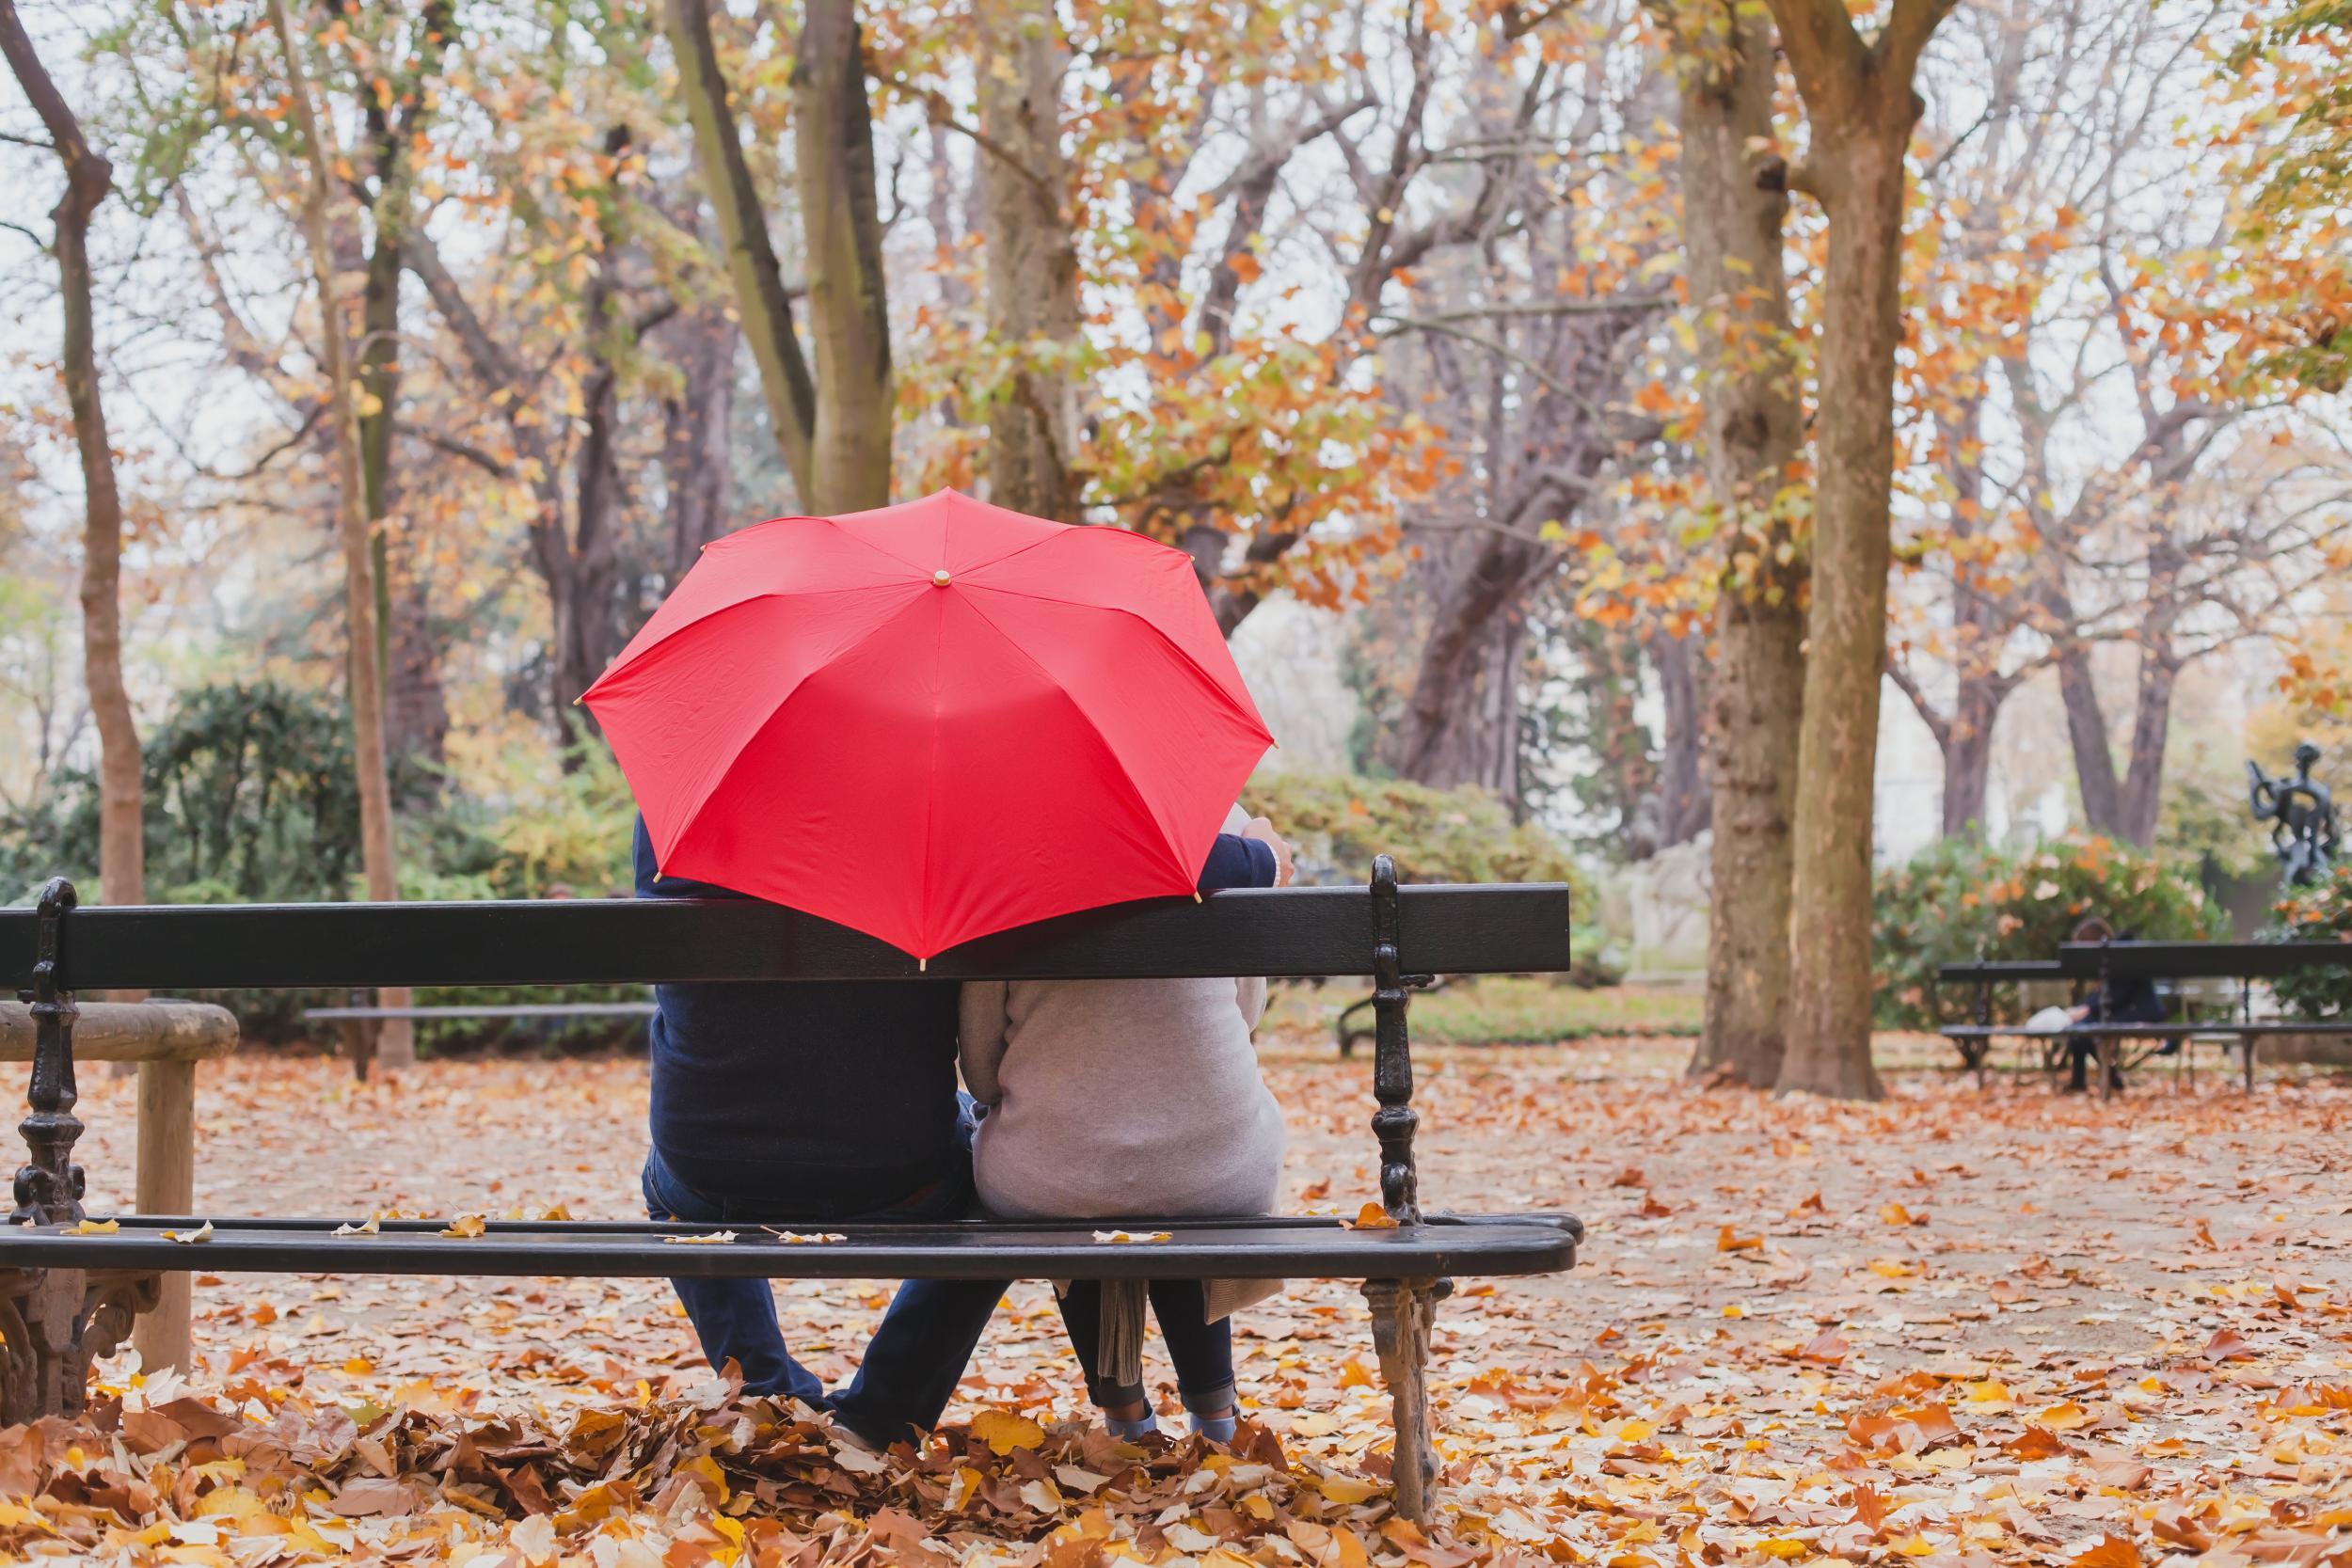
top-left (582, 490), bottom-right (1274, 958)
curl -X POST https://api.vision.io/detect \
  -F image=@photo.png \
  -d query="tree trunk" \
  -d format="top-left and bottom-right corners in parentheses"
top-left (384, 569), bottom-right (448, 780)
top-left (2118, 646), bottom-right (2175, 845)
top-left (977, 0), bottom-right (1081, 521)
top-left (1647, 633), bottom-right (1712, 847)
top-left (1659, 0), bottom-right (1805, 1088)
top-left (1393, 534), bottom-right (1549, 807)
top-left (661, 307), bottom-right (739, 585)
top-left (0, 5), bottom-right (143, 913)
top-left (791, 0), bottom-right (894, 512)
top-left (664, 0), bottom-right (818, 499)
top-left (355, 16), bottom-right (452, 784)
top-left (2058, 633), bottom-right (2177, 846)
top-left (552, 347), bottom-right (626, 723)
top-left (268, 0), bottom-right (410, 1069)
top-left (2055, 642), bottom-right (2122, 835)
top-left (1939, 673), bottom-right (2001, 837)
top-left (1769, 0), bottom-right (1951, 1100)
top-left (666, 0), bottom-right (891, 515)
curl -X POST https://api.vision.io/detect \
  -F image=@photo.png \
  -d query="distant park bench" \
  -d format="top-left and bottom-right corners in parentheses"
top-left (0, 861), bottom-right (1581, 1520)
top-left (1938, 941), bottom-right (2352, 1095)
top-left (304, 998), bottom-right (655, 1075)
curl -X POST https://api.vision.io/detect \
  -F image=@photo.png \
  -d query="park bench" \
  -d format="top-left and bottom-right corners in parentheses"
top-left (1939, 941), bottom-right (2352, 1095)
top-left (302, 996), bottom-right (655, 1075)
top-left (0, 858), bottom-right (1579, 1522)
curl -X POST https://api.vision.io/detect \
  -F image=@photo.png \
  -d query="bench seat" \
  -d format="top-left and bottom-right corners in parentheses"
top-left (0, 1212), bottom-right (1581, 1280)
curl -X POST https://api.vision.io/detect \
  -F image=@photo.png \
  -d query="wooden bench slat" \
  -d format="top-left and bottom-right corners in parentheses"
top-left (0, 884), bottom-right (1571, 991)
top-left (0, 1213), bottom-right (1581, 1281)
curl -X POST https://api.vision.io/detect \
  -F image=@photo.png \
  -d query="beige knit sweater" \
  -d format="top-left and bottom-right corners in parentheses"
top-left (958, 812), bottom-right (1286, 1247)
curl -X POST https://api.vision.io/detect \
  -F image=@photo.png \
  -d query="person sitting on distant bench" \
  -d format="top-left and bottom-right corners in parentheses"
top-left (2061, 915), bottom-right (2169, 1092)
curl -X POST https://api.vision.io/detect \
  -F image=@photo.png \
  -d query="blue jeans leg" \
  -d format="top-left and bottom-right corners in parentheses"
top-left (641, 1153), bottom-right (825, 1405)
top-left (827, 1101), bottom-right (1008, 1446)
top-left (830, 1276), bottom-right (1010, 1447)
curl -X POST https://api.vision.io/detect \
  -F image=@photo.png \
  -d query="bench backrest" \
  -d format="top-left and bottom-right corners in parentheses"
top-left (2057, 940), bottom-right (2352, 981)
top-left (1936, 959), bottom-right (2066, 985)
top-left (2, 879), bottom-right (1571, 991)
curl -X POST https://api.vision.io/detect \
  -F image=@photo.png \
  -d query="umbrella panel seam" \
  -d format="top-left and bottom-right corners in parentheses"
top-left (950, 589), bottom-right (1228, 894)
top-left (953, 581), bottom-right (1271, 739)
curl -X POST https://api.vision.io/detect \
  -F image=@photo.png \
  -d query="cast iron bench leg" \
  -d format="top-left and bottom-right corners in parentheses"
top-left (0, 1268), bottom-right (158, 1423)
top-left (2242, 1034), bottom-right (2256, 1093)
top-left (1364, 1277), bottom-right (1438, 1523)
top-left (3, 879), bottom-right (161, 1418)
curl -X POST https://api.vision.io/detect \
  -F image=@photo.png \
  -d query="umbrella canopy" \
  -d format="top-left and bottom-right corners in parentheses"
top-left (582, 490), bottom-right (1274, 958)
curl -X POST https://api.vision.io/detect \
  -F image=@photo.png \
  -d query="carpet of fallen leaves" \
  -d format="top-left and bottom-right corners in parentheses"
top-left (6, 1035), bottom-right (2348, 1568)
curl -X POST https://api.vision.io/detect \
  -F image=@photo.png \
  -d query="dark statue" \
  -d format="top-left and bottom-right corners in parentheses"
top-left (2248, 740), bottom-right (2340, 887)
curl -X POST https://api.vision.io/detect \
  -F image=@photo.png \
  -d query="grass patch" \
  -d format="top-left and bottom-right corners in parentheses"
top-left (1267, 974), bottom-right (1704, 1047)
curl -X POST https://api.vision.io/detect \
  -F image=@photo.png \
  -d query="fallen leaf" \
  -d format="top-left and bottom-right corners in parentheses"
top-left (972, 1409), bottom-right (1045, 1455)
top-left (2066, 1534), bottom-right (2141, 1568)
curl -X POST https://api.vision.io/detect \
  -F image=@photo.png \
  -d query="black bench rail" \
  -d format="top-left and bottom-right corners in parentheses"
top-left (2058, 940), bottom-right (2352, 981)
top-left (0, 1212), bottom-right (1582, 1281)
top-left (1935, 959), bottom-right (2064, 985)
top-left (0, 882), bottom-right (1571, 992)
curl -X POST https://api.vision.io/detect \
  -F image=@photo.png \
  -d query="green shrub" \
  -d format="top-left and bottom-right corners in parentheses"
top-left (1244, 771), bottom-right (1603, 977)
top-left (1243, 771), bottom-right (1590, 893)
top-left (2261, 866), bottom-right (2352, 1018)
top-left (1873, 834), bottom-right (2216, 1029)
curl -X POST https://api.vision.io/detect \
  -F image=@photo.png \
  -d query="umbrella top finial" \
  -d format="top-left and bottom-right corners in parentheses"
top-left (932, 568), bottom-right (952, 587)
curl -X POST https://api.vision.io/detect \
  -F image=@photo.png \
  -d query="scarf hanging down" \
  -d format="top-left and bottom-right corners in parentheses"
top-left (1097, 1277), bottom-right (1149, 1390)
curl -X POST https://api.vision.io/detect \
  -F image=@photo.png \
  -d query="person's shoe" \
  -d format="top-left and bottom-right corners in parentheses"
top-left (1106, 1410), bottom-right (1161, 1440)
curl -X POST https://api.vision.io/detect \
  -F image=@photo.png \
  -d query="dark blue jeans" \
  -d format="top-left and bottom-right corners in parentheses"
top-left (1056, 1278), bottom-right (1236, 1413)
top-left (641, 1130), bottom-right (1009, 1447)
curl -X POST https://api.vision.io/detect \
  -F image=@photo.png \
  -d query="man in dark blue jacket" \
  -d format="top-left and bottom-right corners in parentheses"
top-left (634, 815), bottom-right (1289, 1446)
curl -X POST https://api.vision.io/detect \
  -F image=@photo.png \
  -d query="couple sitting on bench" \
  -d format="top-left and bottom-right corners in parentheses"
top-left (635, 805), bottom-right (1299, 1450)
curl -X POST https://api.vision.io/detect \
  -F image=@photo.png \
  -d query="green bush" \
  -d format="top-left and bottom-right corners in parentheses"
top-left (0, 682), bottom-right (644, 1049)
top-left (1242, 771), bottom-right (1590, 893)
top-left (1243, 771), bottom-right (1608, 979)
top-left (1873, 834), bottom-right (2216, 1029)
top-left (2261, 867), bottom-right (2352, 1018)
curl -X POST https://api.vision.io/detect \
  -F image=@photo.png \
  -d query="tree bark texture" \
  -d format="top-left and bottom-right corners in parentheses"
top-left (660, 306), bottom-right (739, 584)
top-left (1938, 671), bottom-right (2004, 836)
top-left (1646, 633), bottom-right (1713, 849)
top-left (268, 0), bottom-right (412, 1069)
top-left (2055, 628), bottom-right (2175, 846)
top-left (664, 0), bottom-right (818, 500)
top-left (0, 1), bottom-right (143, 911)
top-left (977, 0), bottom-right (1081, 522)
top-left (1767, 0), bottom-right (1954, 1101)
top-left (1394, 545), bottom-right (1545, 803)
top-left (665, 0), bottom-right (890, 515)
top-left (356, 5), bottom-right (453, 778)
top-left (1658, 0), bottom-right (1804, 1087)
top-left (790, 0), bottom-right (893, 512)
